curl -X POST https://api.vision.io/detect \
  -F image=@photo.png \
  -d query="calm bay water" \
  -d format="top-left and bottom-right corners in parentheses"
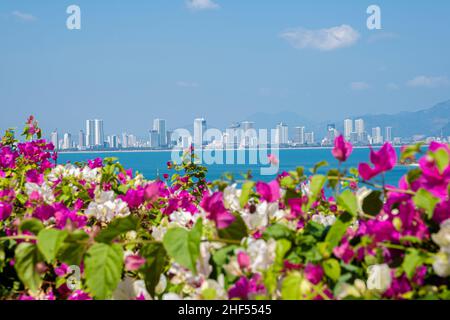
top-left (58, 148), bottom-right (410, 186)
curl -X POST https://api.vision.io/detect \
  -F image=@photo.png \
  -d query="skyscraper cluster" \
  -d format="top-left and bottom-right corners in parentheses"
top-left (50, 116), bottom-right (396, 152)
top-left (344, 118), bottom-right (393, 145)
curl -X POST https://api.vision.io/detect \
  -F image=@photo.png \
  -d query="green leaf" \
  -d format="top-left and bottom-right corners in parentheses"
top-left (306, 175), bottom-right (326, 209)
top-left (263, 224), bottom-right (294, 241)
top-left (281, 272), bottom-right (303, 300)
top-left (325, 212), bottom-right (352, 249)
top-left (433, 148), bottom-right (450, 174)
top-left (311, 161), bottom-right (329, 174)
top-left (212, 245), bottom-right (238, 273)
top-left (402, 249), bottom-right (423, 280)
top-left (275, 239), bottom-right (292, 271)
top-left (239, 181), bottom-right (254, 207)
top-left (413, 188), bottom-right (440, 219)
top-left (37, 229), bottom-right (68, 263)
top-left (337, 189), bottom-right (358, 216)
top-left (327, 169), bottom-right (340, 189)
top-left (57, 230), bottom-right (89, 266)
top-left (95, 215), bottom-right (139, 243)
top-left (85, 243), bottom-right (124, 299)
top-left (323, 258), bottom-right (341, 282)
top-left (361, 191), bottom-right (383, 216)
top-left (163, 219), bottom-right (203, 273)
top-left (14, 243), bottom-right (43, 293)
top-left (218, 214), bottom-right (248, 241)
top-left (140, 243), bottom-right (167, 298)
top-left (280, 176), bottom-right (296, 189)
top-left (19, 219), bottom-right (44, 235)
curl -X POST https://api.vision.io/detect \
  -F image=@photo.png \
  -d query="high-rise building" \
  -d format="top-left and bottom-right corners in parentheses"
top-left (153, 119), bottom-right (167, 147)
top-left (166, 130), bottom-right (174, 148)
top-left (294, 127), bottom-right (305, 145)
top-left (327, 123), bottom-right (337, 143)
top-left (78, 130), bottom-right (85, 149)
top-left (85, 120), bottom-right (95, 147)
top-left (94, 119), bottom-right (104, 147)
top-left (385, 127), bottom-right (392, 142)
top-left (121, 133), bottom-right (128, 149)
top-left (355, 119), bottom-right (365, 134)
top-left (149, 130), bottom-right (159, 148)
top-left (372, 127), bottom-right (383, 144)
top-left (128, 134), bottom-right (137, 148)
top-left (355, 119), bottom-right (366, 143)
top-left (108, 135), bottom-right (118, 149)
top-left (63, 133), bottom-right (72, 150)
top-left (275, 122), bottom-right (289, 145)
top-left (305, 132), bottom-right (315, 145)
top-left (344, 119), bottom-right (353, 140)
top-left (51, 130), bottom-right (59, 150)
top-left (193, 118), bottom-right (207, 147)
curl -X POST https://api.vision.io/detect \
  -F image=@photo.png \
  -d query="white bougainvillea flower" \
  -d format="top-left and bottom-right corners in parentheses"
top-left (25, 182), bottom-right (55, 204)
top-left (223, 184), bottom-right (242, 212)
top-left (432, 219), bottom-right (450, 254)
top-left (247, 238), bottom-right (276, 273)
top-left (85, 190), bottom-right (130, 223)
top-left (433, 251), bottom-right (450, 278)
top-left (113, 276), bottom-right (151, 300)
top-left (312, 213), bottom-right (336, 227)
top-left (169, 209), bottom-right (193, 228)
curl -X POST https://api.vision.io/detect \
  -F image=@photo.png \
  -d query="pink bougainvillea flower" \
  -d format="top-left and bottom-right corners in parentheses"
top-left (119, 187), bottom-right (145, 209)
top-left (87, 158), bottom-right (103, 169)
top-left (67, 290), bottom-right (92, 300)
top-left (304, 263), bottom-right (324, 285)
top-left (0, 146), bottom-right (18, 169)
top-left (144, 181), bottom-right (163, 202)
top-left (333, 239), bottom-right (354, 264)
top-left (200, 192), bottom-right (235, 229)
top-left (256, 180), bottom-right (281, 203)
top-left (25, 169), bottom-right (44, 185)
top-left (358, 143), bottom-right (397, 180)
top-left (332, 135), bottom-right (353, 162)
top-left (237, 251), bottom-right (251, 270)
top-left (125, 255), bottom-right (146, 271)
top-left (0, 201), bottom-right (12, 221)
top-left (228, 274), bottom-right (266, 300)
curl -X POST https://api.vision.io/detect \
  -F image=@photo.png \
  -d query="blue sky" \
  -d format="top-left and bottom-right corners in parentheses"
top-left (1, 0), bottom-right (449, 138)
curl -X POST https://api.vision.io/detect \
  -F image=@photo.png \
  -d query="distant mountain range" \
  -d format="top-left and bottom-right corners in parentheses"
top-left (243, 100), bottom-right (450, 138)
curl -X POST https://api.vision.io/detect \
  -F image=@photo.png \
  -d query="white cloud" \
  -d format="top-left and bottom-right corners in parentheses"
top-left (280, 24), bottom-right (360, 51)
top-left (12, 11), bottom-right (36, 22)
top-left (406, 76), bottom-right (450, 88)
top-left (176, 81), bottom-right (199, 88)
top-left (350, 82), bottom-right (370, 91)
top-left (186, 0), bottom-right (220, 11)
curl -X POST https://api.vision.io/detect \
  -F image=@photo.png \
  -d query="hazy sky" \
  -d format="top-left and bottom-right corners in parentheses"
top-left (1, 0), bottom-right (450, 138)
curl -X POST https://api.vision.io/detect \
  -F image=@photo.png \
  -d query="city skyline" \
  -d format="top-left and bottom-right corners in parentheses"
top-left (50, 114), bottom-right (447, 152)
top-left (1, 1), bottom-right (450, 136)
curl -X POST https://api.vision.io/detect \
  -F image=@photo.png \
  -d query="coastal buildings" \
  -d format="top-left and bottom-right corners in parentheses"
top-left (55, 116), bottom-right (401, 152)
top-left (51, 130), bottom-right (58, 150)
top-left (153, 119), bottom-right (167, 147)
top-left (85, 120), bottom-right (95, 147)
top-left (194, 118), bottom-right (207, 147)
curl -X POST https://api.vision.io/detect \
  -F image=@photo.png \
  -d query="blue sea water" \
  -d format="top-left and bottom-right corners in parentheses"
top-left (57, 147), bottom-right (411, 186)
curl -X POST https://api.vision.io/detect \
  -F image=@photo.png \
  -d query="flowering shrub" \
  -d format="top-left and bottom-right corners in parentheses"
top-left (0, 117), bottom-right (449, 300)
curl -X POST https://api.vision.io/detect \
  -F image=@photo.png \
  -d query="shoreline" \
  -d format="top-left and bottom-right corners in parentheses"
top-left (57, 145), bottom-right (404, 155)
